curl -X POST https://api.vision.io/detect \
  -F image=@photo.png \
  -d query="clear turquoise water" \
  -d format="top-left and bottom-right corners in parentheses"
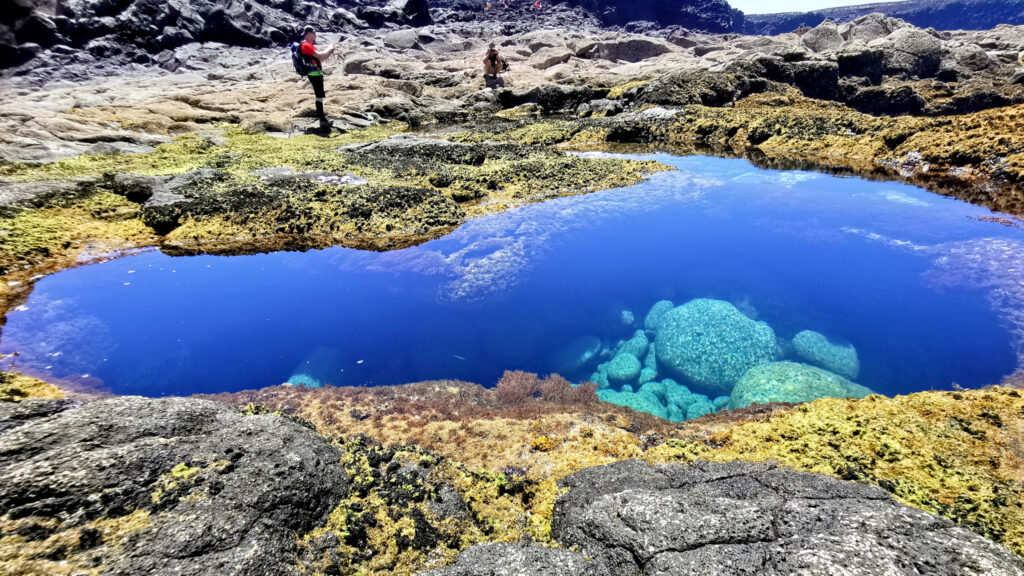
top-left (3, 154), bottom-right (1022, 404)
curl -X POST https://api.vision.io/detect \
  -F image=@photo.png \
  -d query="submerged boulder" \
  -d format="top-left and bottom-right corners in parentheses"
top-left (655, 298), bottom-right (777, 397)
top-left (606, 352), bottom-right (642, 384)
top-left (792, 329), bottom-right (860, 379)
top-left (643, 299), bottom-right (674, 332)
top-left (596, 388), bottom-right (668, 419)
top-left (617, 330), bottom-right (649, 359)
top-left (729, 361), bottom-right (873, 409)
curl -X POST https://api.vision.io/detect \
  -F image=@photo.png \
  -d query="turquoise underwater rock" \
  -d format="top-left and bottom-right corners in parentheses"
top-left (639, 380), bottom-right (667, 404)
top-left (638, 366), bottom-right (658, 385)
top-left (792, 330), bottom-right (860, 379)
top-left (606, 353), bottom-right (641, 384)
top-left (285, 373), bottom-right (322, 388)
top-left (655, 298), bottom-right (778, 397)
top-left (642, 346), bottom-right (657, 370)
top-left (596, 377), bottom-right (718, 423)
top-left (618, 330), bottom-right (649, 359)
top-left (712, 396), bottom-right (730, 411)
top-left (644, 299), bottom-right (675, 332)
top-left (596, 388), bottom-right (668, 419)
top-left (686, 395), bottom-right (716, 419)
top-left (663, 378), bottom-right (694, 410)
top-left (728, 361), bottom-right (874, 410)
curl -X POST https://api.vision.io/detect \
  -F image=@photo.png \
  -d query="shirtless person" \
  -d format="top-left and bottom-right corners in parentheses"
top-left (300, 26), bottom-right (338, 126)
top-left (483, 43), bottom-right (504, 78)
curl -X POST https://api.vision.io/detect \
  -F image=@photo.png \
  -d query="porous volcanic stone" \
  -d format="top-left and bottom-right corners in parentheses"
top-left (549, 459), bottom-right (1024, 576)
top-left (0, 396), bottom-right (348, 576)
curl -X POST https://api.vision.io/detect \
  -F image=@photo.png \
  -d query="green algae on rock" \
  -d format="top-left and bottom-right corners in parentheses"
top-left (0, 125), bottom-right (667, 317)
top-left (0, 371), bottom-right (64, 402)
top-left (727, 361), bottom-right (874, 410)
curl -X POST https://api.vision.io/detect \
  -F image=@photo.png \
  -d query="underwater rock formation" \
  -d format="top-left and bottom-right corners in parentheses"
top-left (605, 352), bottom-right (642, 384)
top-left (728, 361), bottom-right (874, 409)
top-left (643, 299), bottom-right (674, 332)
top-left (0, 396), bottom-right (348, 575)
top-left (655, 298), bottom-right (778, 397)
top-left (791, 329), bottom-right (860, 379)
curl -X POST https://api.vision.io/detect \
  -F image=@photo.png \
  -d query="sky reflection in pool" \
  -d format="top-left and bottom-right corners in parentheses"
top-left (3, 154), bottom-right (1022, 399)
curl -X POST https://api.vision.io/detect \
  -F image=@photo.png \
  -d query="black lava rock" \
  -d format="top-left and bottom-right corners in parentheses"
top-left (0, 396), bottom-right (349, 575)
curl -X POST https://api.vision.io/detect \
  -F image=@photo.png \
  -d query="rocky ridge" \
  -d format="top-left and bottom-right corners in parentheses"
top-left (744, 0), bottom-right (1024, 35)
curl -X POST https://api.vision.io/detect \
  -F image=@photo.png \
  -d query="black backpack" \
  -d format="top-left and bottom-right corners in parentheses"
top-left (290, 42), bottom-right (309, 76)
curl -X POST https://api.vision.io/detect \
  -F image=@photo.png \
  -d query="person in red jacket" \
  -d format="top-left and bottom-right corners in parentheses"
top-left (300, 26), bottom-right (338, 127)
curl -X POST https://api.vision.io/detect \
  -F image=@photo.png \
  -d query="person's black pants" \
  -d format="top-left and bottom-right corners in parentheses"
top-left (308, 74), bottom-right (326, 119)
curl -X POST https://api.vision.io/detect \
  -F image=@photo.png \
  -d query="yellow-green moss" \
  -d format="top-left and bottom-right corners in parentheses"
top-left (607, 79), bottom-right (651, 100)
top-left (0, 190), bottom-right (150, 276)
top-left (0, 124), bottom-right (407, 183)
top-left (0, 371), bottom-right (64, 402)
top-left (0, 509), bottom-right (149, 576)
top-left (150, 460), bottom-right (229, 505)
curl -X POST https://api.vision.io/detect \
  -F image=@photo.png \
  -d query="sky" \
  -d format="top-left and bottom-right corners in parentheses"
top-left (730, 0), bottom-right (904, 14)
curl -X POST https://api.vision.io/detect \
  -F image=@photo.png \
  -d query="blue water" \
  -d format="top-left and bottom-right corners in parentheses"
top-left (4, 154), bottom-right (1023, 397)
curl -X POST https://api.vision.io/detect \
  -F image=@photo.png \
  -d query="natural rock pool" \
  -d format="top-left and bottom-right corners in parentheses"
top-left (4, 154), bottom-right (1023, 420)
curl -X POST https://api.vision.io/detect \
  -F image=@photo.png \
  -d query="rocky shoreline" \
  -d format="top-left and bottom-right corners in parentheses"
top-left (2, 3), bottom-right (1024, 575)
top-left (2, 373), bottom-right (1023, 575)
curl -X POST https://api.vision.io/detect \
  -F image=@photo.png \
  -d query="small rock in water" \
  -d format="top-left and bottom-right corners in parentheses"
top-left (643, 299), bottom-right (674, 332)
top-left (792, 329), bottom-right (860, 379)
top-left (606, 353), bottom-right (641, 384)
top-left (620, 309), bottom-right (635, 325)
top-left (551, 335), bottom-right (603, 374)
top-left (616, 330), bottom-right (648, 359)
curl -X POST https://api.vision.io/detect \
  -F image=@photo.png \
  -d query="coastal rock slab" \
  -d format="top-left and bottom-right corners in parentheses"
top-left (0, 396), bottom-right (348, 576)
top-left (421, 542), bottom-right (609, 576)
top-left (550, 460), bottom-right (1024, 576)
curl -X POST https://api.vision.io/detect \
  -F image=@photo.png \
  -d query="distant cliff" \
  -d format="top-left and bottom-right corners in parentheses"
top-left (743, 0), bottom-right (1024, 35)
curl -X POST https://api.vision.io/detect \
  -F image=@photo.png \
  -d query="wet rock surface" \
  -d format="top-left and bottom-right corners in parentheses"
top-left (0, 396), bottom-right (348, 575)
